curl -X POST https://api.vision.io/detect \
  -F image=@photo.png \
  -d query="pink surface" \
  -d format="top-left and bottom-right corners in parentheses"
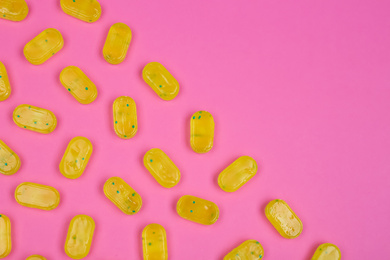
top-left (0, 0), bottom-right (389, 259)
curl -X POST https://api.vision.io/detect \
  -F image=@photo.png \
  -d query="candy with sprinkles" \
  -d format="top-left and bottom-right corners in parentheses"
top-left (65, 215), bottom-right (95, 259)
top-left (190, 110), bottom-right (214, 153)
top-left (311, 243), bottom-right (341, 260)
top-left (26, 255), bottom-right (47, 260)
top-left (113, 96), bottom-right (138, 139)
top-left (176, 195), bottom-right (219, 225)
top-left (13, 104), bottom-right (57, 134)
top-left (0, 62), bottom-right (11, 101)
top-left (0, 140), bottom-right (21, 176)
top-left (103, 23), bottom-right (132, 64)
top-left (223, 240), bottom-right (264, 260)
top-left (15, 182), bottom-right (60, 211)
top-left (0, 0), bottom-right (28, 21)
top-left (142, 224), bottom-right (168, 260)
top-left (0, 214), bottom-right (11, 258)
top-left (60, 0), bottom-right (101, 23)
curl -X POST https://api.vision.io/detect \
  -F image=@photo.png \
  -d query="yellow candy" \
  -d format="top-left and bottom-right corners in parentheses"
top-left (0, 62), bottom-right (11, 101)
top-left (142, 62), bottom-right (179, 100)
top-left (190, 111), bottom-right (214, 153)
top-left (218, 156), bottom-right (258, 192)
top-left (60, 0), bottom-right (101, 23)
top-left (65, 215), bottom-right (95, 259)
top-left (0, 140), bottom-right (21, 176)
top-left (312, 243), bottom-right (341, 260)
top-left (103, 23), bottom-right (132, 64)
top-left (113, 96), bottom-right (138, 139)
top-left (0, 0), bottom-right (28, 21)
top-left (142, 224), bottom-right (168, 260)
top-left (103, 177), bottom-right (142, 215)
top-left (60, 66), bottom-right (98, 104)
top-left (176, 195), bottom-right (219, 225)
top-left (265, 199), bottom-right (303, 239)
top-left (59, 137), bottom-right (93, 179)
top-left (15, 182), bottom-right (60, 210)
top-left (13, 104), bottom-right (57, 134)
top-left (26, 255), bottom-right (47, 260)
top-left (143, 148), bottom-right (180, 188)
top-left (0, 214), bottom-right (11, 258)
top-left (23, 28), bottom-right (64, 65)
top-left (224, 240), bottom-right (264, 260)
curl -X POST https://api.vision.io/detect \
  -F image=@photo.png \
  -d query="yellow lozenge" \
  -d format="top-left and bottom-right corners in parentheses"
top-left (176, 195), bottom-right (219, 225)
top-left (0, 140), bottom-right (21, 176)
top-left (113, 96), bottom-right (137, 139)
top-left (142, 224), bottom-right (168, 260)
top-left (13, 104), bottom-right (57, 134)
top-left (0, 0), bottom-right (28, 21)
top-left (0, 214), bottom-right (11, 258)
top-left (0, 62), bottom-right (11, 101)
top-left (190, 111), bottom-right (214, 153)
top-left (224, 240), bottom-right (264, 260)
top-left (26, 255), bottom-right (47, 260)
top-left (143, 148), bottom-right (180, 188)
top-left (59, 137), bottom-right (93, 179)
top-left (60, 0), bottom-right (101, 23)
top-left (60, 66), bottom-right (98, 104)
top-left (311, 243), bottom-right (341, 260)
top-left (15, 182), bottom-right (60, 210)
top-left (103, 23), bottom-right (132, 64)
top-left (23, 28), bottom-right (64, 65)
top-left (65, 215), bottom-right (95, 259)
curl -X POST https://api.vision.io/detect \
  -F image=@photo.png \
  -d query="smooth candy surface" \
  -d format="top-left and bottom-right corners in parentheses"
top-left (0, 140), bottom-right (21, 176)
top-left (190, 111), bottom-right (214, 153)
top-left (224, 240), bottom-right (264, 260)
top-left (60, 66), bottom-right (98, 104)
top-left (218, 156), bottom-right (258, 192)
top-left (103, 177), bottom-right (142, 215)
top-left (59, 137), bottom-right (93, 179)
top-left (142, 224), bottom-right (168, 260)
top-left (113, 96), bottom-right (138, 139)
top-left (65, 215), bottom-right (95, 259)
top-left (142, 62), bottom-right (179, 100)
top-left (23, 28), bottom-right (64, 65)
top-left (0, 0), bottom-right (28, 21)
top-left (26, 255), bottom-right (47, 260)
top-left (0, 62), bottom-right (11, 101)
top-left (143, 148), bottom-right (180, 188)
top-left (103, 23), bottom-right (132, 64)
top-left (0, 214), bottom-right (11, 258)
top-left (176, 195), bottom-right (219, 225)
top-left (60, 0), bottom-right (101, 23)
top-left (265, 199), bottom-right (303, 239)
top-left (312, 243), bottom-right (341, 260)
top-left (15, 182), bottom-right (60, 210)
top-left (13, 104), bottom-right (57, 134)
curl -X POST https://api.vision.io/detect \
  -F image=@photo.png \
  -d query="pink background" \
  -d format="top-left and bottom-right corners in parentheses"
top-left (0, 0), bottom-right (389, 259)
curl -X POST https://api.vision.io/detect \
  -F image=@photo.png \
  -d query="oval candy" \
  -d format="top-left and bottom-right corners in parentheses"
top-left (0, 214), bottom-right (11, 258)
top-left (13, 104), bottom-right (57, 134)
top-left (142, 224), bottom-right (168, 260)
top-left (60, 0), bottom-right (101, 23)
top-left (0, 0), bottom-right (28, 21)
top-left (103, 23), bottom-right (132, 64)
top-left (0, 62), bottom-right (11, 101)
top-left (113, 96), bottom-right (137, 139)
top-left (0, 140), bottom-right (21, 176)
top-left (26, 255), bottom-right (47, 260)
top-left (176, 195), bottom-right (219, 225)
top-left (15, 182), bottom-right (60, 210)
top-left (65, 215), bottom-right (95, 259)
top-left (190, 111), bottom-right (214, 153)
top-left (312, 243), bottom-right (341, 260)
top-left (224, 240), bottom-right (264, 260)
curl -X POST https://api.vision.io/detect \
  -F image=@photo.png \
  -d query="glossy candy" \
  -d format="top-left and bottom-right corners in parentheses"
top-left (59, 137), bottom-right (93, 179)
top-left (24, 28), bottom-right (64, 65)
top-left (13, 104), bottom-right (57, 134)
top-left (176, 195), bottom-right (219, 225)
top-left (142, 62), bottom-right (179, 100)
top-left (26, 255), bottom-right (47, 260)
top-left (104, 177), bottom-right (142, 215)
top-left (60, 0), bottom-right (101, 23)
top-left (113, 96), bottom-right (137, 139)
top-left (103, 23), bottom-right (132, 64)
top-left (218, 156), bottom-right (258, 192)
top-left (312, 243), bottom-right (341, 260)
top-left (15, 182), bottom-right (60, 210)
top-left (60, 66), bottom-right (98, 104)
top-left (142, 224), bottom-right (168, 260)
top-left (190, 111), bottom-right (214, 153)
top-left (224, 240), bottom-right (264, 260)
top-left (0, 214), bottom-right (11, 258)
top-left (143, 148), bottom-right (180, 188)
top-left (0, 62), bottom-right (11, 101)
top-left (265, 199), bottom-right (303, 239)
top-left (0, 0), bottom-right (28, 21)
top-left (65, 215), bottom-right (95, 259)
top-left (0, 140), bottom-right (21, 176)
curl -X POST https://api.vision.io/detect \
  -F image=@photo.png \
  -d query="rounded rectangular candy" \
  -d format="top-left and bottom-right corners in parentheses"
top-left (26, 255), bottom-right (47, 260)
top-left (23, 28), bottom-right (64, 65)
top-left (312, 243), bottom-right (341, 260)
top-left (224, 240), bottom-right (264, 260)
top-left (60, 66), bottom-right (98, 104)
top-left (0, 214), bottom-right (11, 258)
top-left (60, 0), bottom-right (101, 23)
top-left (15, 182), bottom-right (60, 210)
top-left (0, 0), bottom-right (28, 21)
top-left (142, 62), bottom-right (179, 100)
top-left (218, 156), bottom-right (258, 192)
top-left (190, 111), bottom-right (214, 153)
top-left (176, 195), bottom-right (219, 225)
top-left (142, 224), bottom-right (168, 260)
top-left (0, 140), bottom-right (21, 176)
top-left (65, 215), bottom-right (95, 259)
top-left (103, 23), bottom-right (132, 64)
top-left (103, 177), bottom-right (142, 215)
top-left (0, 62), bottom-right (11, 101)
top-left (265, 199), bottom-right (303, 239)
top-left (143, 148), bottom-right (180, 188)
top-left (13, 104), bottom-right (57, 134)
top-left (59, 137), bottom-right (93, 179)
top-left (113, 96), bottom-right (138, 139)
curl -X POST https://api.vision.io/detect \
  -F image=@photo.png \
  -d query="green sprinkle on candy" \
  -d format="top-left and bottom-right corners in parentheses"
top-left (5, 163), bottom-right (7, 166)
top-left (75, 160), bottom-right (78, 163)
top-left (126, 104), bottom-right (129, 107)
top-left (132, 210), bottom-right (135, 213)
top-left (73, 236), bottom-right (76, 239)
top-left (193, 116), bottom-right (195, 119)
top-left (150, 159), bottom-right (153, 162)
top-left (132, 193), bottom-right (135, 196)
top-left (45, 39), bottom-right (48, 42)
top-left (0, 215), bottom-right (2, 217)
top-left (193, 201), bottom-right (195, 204)
top-left (117, 190), bottom-right (120, 194)
top-left (132, 125), bottom-right (135, 128)
top-left (24, 126), bottom-right (26, 128)
top-left (46, 123), bottom-right (49, 125)
top-left (259, 255), bottom-right (262, 258)
top-left (115, 121), bottom-right (118, 124)
top-left (112, 182), bottom-right (115, 185)
top-left (0, 76), bottom-right (2, 78)
top-left (159, 85), bottom-right (162, 88)
top-left (198, 116), bottom-right (201, 119)
top-left (68, 88), bottom-right (71, 91)
top-left (3, 15), bottom-right (5, 17)
top-left (251, 252), bottom-right (254, 255)
top-left (85, 87), bottom-right (88, 90)
top-left (148, 243), bottom-right (152, 246)
top-left (190, 210), bottom-right (193, 213)
top-left (17, 115), bottom-right (20, 117)
top-left (82, 158), bottom-right (84, 160)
